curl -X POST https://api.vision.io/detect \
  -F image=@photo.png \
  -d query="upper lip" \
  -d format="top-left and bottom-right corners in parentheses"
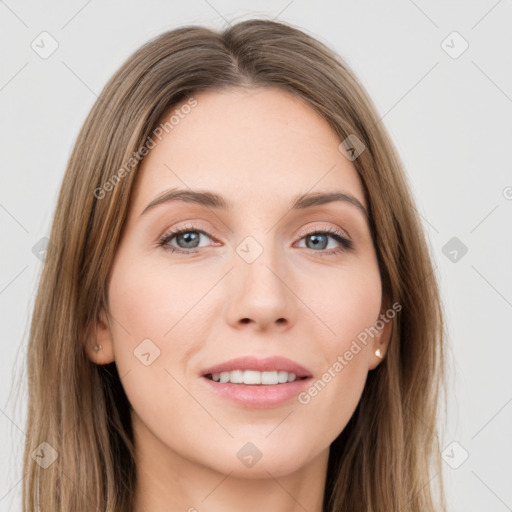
top-left (201, 356), bottom-right (312, 378)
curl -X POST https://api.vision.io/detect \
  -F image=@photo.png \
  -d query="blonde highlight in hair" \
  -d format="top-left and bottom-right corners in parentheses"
top-left (22, 18), bottom-right (447, 511)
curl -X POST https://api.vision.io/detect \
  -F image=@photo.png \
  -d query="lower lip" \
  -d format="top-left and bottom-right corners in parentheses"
top-left (201, 376), bottom-right (312, 409)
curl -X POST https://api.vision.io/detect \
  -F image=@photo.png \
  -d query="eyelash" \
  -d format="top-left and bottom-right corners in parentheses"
top-left (156, 223), bottom-right (353, 256)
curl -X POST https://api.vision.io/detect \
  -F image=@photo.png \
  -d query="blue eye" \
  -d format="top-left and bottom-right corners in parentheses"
top-left (297, 228), bottom-right (353, 253)
top-left (157, 224), bottom-right (212, 254)
top-left (158, 225), bottom-right (353, 255)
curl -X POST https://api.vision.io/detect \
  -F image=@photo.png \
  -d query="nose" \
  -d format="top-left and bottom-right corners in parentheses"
top-left (225, 240), bottom-right (297, 332)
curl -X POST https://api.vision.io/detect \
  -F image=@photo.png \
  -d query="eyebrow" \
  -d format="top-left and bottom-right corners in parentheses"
top-left (140, 188), bottom-right (368, 220)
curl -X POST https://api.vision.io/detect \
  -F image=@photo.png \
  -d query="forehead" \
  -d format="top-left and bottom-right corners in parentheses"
top-left (131, 86), bottom-right (366, 217)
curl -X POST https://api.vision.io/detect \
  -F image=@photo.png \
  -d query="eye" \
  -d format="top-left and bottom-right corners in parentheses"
top-left (295, 227), bottom-right (353, 255)
top-left (157, 224), bottom-right (353, 255)
top-left (157, 224), bottom-right (213, 254)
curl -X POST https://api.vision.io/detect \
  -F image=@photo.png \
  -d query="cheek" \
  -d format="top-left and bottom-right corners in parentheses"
top-left (107, 255), bottom-right (215, 342)
top-left (290, 263), bottom-right (381, 432)
top-left (314, 262), bottom-right (383, 348)
top-left (105, 258), bottom-right (202, 399)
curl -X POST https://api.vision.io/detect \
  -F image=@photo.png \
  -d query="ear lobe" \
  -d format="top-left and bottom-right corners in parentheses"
top-left (367, 308), bottom-right (393, 371)
top-left (85, 309), bottom-right (115, 365)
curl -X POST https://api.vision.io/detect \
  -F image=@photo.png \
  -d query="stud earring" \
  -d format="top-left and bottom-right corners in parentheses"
top-left (93, 344), bottom-right (102, 351)
top-left (375, 348), bottom-right (383, 359)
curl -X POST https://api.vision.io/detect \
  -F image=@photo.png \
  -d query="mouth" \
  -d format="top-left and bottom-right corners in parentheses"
top-left (199, 356), bottom-right (312, 407)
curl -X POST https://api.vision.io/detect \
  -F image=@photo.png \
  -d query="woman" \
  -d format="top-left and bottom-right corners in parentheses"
top-left (22, 18), bottom-right (447, 512)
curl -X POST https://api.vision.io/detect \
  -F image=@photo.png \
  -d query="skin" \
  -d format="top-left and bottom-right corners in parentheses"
top-left (87, 86), bottom-right (391, 512)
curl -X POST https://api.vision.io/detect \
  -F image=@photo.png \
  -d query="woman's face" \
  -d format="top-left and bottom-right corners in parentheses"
top-left (91, 86), bottom-right (390, 478)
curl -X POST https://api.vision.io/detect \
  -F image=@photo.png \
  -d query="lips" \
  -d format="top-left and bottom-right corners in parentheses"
top-left (200, 355), bottom-right (312, 379)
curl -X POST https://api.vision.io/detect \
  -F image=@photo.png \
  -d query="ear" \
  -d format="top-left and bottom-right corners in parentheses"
top-left (367, 305), bottom-right (394, 371)
top-left (85, 308), bottom-right (115, 365)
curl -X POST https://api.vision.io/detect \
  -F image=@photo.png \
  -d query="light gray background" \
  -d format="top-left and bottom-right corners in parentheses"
top-left (1, 1), bottom-right (511, 510)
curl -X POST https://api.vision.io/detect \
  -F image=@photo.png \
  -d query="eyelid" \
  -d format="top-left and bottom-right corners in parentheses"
top-left (158, 222), bottom-right (221, 243)
top-left (296, 223), bottom-right (351, 240)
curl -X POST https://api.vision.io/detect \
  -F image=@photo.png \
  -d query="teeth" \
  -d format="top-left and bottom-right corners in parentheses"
top-left (277, 370), bottom-right (289, 383)
top-left (210, 370), bottom-right (299, 385)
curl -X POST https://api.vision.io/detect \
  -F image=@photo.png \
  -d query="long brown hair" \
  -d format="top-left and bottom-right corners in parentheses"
top-left (22, 18), bottom-right (447, 511)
